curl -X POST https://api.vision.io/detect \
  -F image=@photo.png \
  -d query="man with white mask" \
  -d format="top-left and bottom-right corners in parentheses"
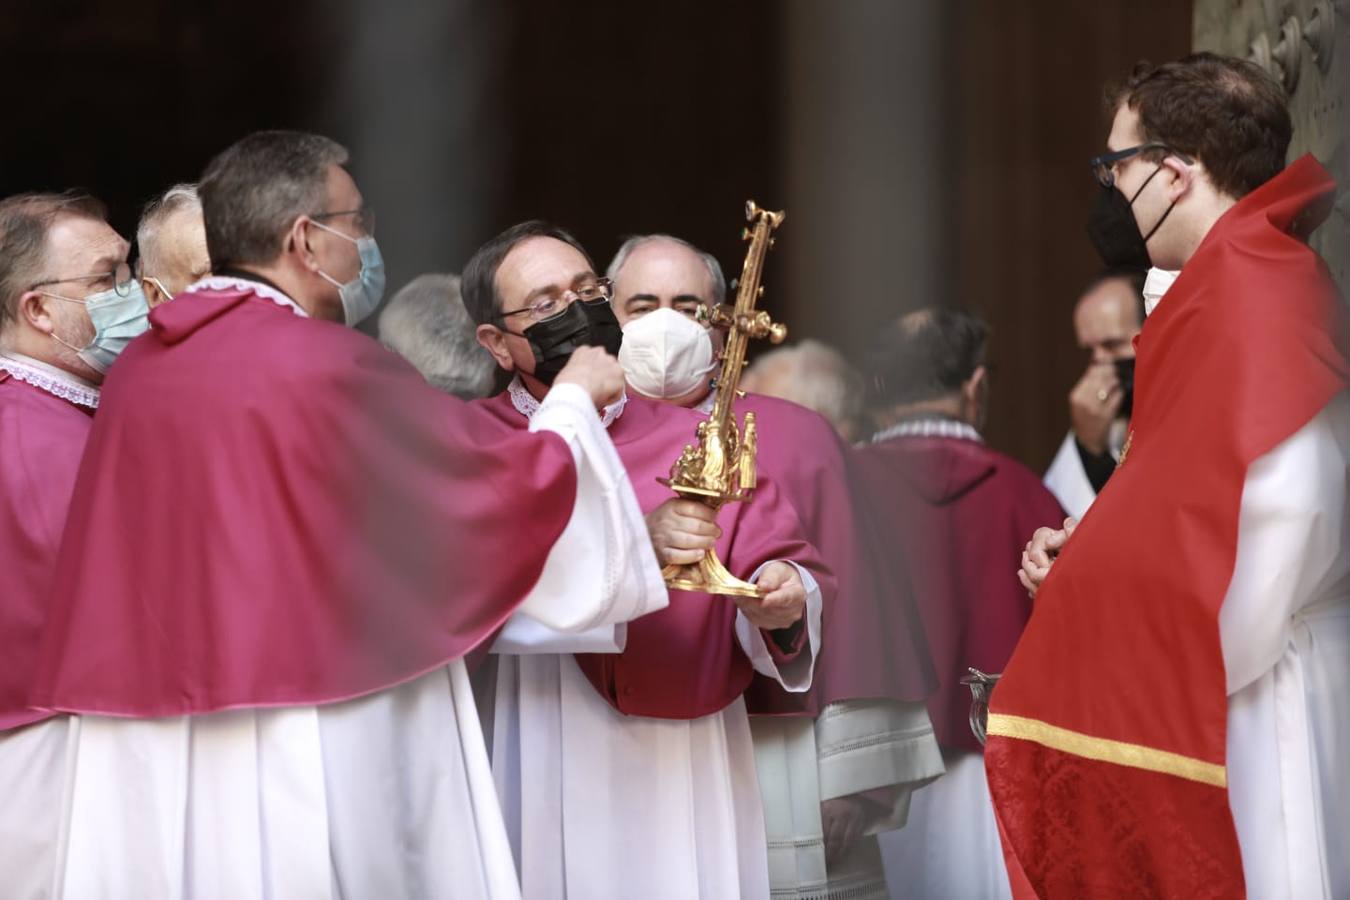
top-left (609, 234), bottom-right (941, 900)
top-left (462, 220), bottom-right (825, 898)
top-left (0, 190), bottom-right (148, 899)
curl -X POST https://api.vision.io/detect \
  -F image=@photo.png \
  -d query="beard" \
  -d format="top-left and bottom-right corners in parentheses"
top-left (49, 304), bottom-right (99, 378)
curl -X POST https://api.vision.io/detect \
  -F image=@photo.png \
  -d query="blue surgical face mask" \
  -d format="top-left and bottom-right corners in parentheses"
top-left (310, 220), bottom-right (386, 327)
top-left (46, 281), bottom-right (151, 374)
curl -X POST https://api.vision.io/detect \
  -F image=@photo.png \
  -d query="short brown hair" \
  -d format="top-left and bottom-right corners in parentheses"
top-left (0, 191), bottom-right (108, 330)
top-left (199, 130), bottom-right (348, 269)
top-left (865, 307), bottom-right (989, 408)
top-left (1108, 53), bottom-right (1291, 199)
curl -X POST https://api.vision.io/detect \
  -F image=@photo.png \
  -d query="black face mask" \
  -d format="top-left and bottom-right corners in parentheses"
top-left (1113, 356), bottom-right (1136, 420)
top-left (579, 298), bottom-right (624, 357)
top-left (1086, 165), bottom-right (1175, 271)
top-left (518, 298), bottom-right (624, 386)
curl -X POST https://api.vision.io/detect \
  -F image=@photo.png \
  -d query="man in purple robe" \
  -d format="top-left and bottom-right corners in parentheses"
top-left (457, 220), bottom-right (828, 898)
top-left (853, 307), bottom-right (1065, 899)
top-left (0, 190), bottom-right (144, 898)
top-left (28, 131), bottom-right (653, 899)
top-left (607, 232), bottom-right (941, 899)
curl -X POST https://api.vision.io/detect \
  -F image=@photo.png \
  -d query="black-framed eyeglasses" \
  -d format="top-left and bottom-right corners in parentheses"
top-left (498, 278), bottom-right (613, 324)
top-left (312, 207), bottom-right (376, 236)
top-left (31, 261), bottom-right (135, 298)
top-left (1089, 143), bottom-right (1191, 188)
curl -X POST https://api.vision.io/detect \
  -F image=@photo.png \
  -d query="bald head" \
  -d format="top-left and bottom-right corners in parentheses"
top-left (137, 184), bottom-right (210, 307)
top-left (743, 339), bottom-right (865, 442)
top-left (1074, 273), bottom-right (1144, 365)
top-left (607, 234), bottom-right (726, 328)
top-left (864, 306), bottom-right (990, 431)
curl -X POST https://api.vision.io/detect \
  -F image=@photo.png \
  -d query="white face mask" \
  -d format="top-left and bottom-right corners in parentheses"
top-left (618, 307), bottom-right (716, 401)
top-left (1142, 267), bottom-right (1180, 317)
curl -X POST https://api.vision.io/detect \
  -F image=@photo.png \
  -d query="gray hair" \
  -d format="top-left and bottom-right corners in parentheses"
top-left (136, 183), bottom-right (201, 277)
top-left (199, 130), bottom-right (348, 269)
top-left (743, 339), bottom-right (865, 440)
top-left (0, 191), bottom-right (108, 331)
top-left (378, 273), bottom-right (496, 400)
top-left (606, 234), bottom-right (727, 305)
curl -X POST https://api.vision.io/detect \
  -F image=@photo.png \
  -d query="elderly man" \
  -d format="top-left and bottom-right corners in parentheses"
top-left (0, 190), bottom-right (147, 899)
top-left (30, 131), bottom-right (655, 899)
top-left (1000, 54), bottom-right (1348, 898)
top-left (1042, 268), bottom-right (1145, 518)
top-left (462, 220), bottom-right (828, 898)
top-left (378, 272), bottom-right (496, 399)
top-left (852, 307), bottom-right (1064, 900)
top-left (135, 183), bottom-right (210, 307)
top-left (741, 338), bottom-right (866, 443)
top-left (608, 233), bottom-right (940, 900)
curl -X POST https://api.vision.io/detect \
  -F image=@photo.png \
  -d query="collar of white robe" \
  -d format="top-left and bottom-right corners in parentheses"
top-left (871, 417), bottom-right (983, 444)
top-left (186, 275), bottom-right (310, 318)
top-left (508, 374), bottom-right (626, 428)
top-left (0, 351), bottom-right (100, 408)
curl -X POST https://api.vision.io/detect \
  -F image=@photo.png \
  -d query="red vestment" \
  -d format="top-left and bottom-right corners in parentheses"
top-left (985, 156), bottom-right (1348, 898)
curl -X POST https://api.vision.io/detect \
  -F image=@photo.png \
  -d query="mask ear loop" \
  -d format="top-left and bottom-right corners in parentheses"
top-left (304, 219), bottom-right (355, 292)
top-left (35, 291), bottom-right (95, 355)
top-left (147, 276), bottom-right (175, 301)
top-left (50, 330), bottom-right (90, 356)
top-left (1129, 163), bottom-right (1178, 244)
top-left (690, 318), bottom-right (720, 379)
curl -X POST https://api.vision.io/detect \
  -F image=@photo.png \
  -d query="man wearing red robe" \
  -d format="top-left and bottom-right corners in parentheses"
top-left (461, 220), bottom-right (830, 898)
top-left (850, 306), bottom-right (1065, 899)
top-left (0, 190), bottom-right (142, 900)
top-left (606, 232), bottom-right (942, 899)
top-left (1000, 54), bottom-right (1348, 898)
top-left (27, 132), bottom-right (655, 899)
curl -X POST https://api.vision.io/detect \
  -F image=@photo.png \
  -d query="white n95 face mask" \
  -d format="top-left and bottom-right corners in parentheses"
top-left (618, 307), bottom-right (716, 400)
top-left (1142, 267), bottom-right (1179, 317)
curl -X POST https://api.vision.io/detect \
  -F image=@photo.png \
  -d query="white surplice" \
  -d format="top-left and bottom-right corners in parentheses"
top-left (490, 606), bottom-right (821, 900)
top-left (878, 750), bottom-right (1012, 900)
top-left (1043, 432), bottom-right (1096, 521)
top-left (31, 382), bottom-right (657, 900)
top-left (0, 717), bottom-right (71, 900)
top-left (488, 390), bottom-right (824, 900)
top-left (1220, 388), bottom-right (1349, 900)
top-left (752, 699), bottom-right (943, 900)
top-left (1042, 421), bottom-right (1127, 522)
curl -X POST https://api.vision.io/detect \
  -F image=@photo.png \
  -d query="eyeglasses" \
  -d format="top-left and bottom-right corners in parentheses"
top-left (499, 278), bottom-right (613, 323)
top-left (312, 207), bottom-right (376, 236)
top-left (31, 261), bottom-right (136, 298)
top-left (1089, 143), bottom-right (1191, 188)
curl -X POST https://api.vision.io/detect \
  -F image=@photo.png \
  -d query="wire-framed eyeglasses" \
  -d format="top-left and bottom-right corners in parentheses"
top-left (31, 261), bottom-right (136, 299)
top-left (312, 207), bottom-right (377, 237)
top-left (498, 278), bottom-right (614, 324)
